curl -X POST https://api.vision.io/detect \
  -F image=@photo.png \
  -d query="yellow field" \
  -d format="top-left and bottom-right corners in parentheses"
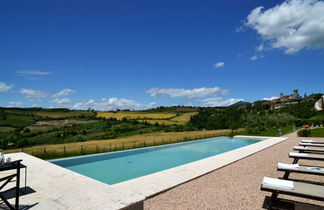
top-left (97, 111), bottom-right (197, 125)
top-left (97, 111), bottom-right (177, 120)
top-left (5, 129), bottom-right (234, 158)
top-left (170, 112), bottom-right (197, 123)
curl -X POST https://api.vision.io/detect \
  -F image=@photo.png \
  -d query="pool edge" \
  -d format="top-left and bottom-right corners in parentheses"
top-left (112, 136), bottom-right (288, 201)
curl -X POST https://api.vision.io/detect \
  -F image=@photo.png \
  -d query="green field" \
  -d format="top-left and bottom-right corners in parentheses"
top-left (238, 125), bottom-right (296, 137)
top-left (0, 113), bottom-right (35, 128)
top-left (310, 128), bottom-right (324, 137)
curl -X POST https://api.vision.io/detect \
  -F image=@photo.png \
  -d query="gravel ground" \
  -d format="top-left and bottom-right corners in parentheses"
top-left (144, 132), bottom-right (324, 210)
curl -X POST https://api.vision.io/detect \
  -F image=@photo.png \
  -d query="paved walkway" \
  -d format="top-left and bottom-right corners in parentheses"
top-left (144, 132), bottom-right (324, 209)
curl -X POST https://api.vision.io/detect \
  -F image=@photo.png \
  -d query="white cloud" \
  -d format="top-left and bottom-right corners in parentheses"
top-left (72, 98), bottom-right (156, 111)
top-left (263, 96), bottom-right (279, 101)
top-left (201, 97), bottom-right (244, 107)
top-left (53, 98), bottom-right (72, 105)
top-left (52, 89), bottom-right (76, 98)
top-left (0, 82), bottom-right (13, 92)
top-left (146, 87), bottom-right (229, 99)
top-left (213, 62), bottom-right (225, 68)
top-left (245, 0), bottom-right (324, 54)
top-left (17, 70), bottom-right (51, 75)
top-left (19, 88), bottom-right (48, 99)
top-left (250, 54), bottom-right (264, 61)
top-left (6, 101), bottom-right (23, 107)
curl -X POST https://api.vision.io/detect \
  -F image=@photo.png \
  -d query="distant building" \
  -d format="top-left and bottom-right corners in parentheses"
top-left (262, 90), bottom-right (301, 109)
top-left (278, 89), bottom-right (300, 101)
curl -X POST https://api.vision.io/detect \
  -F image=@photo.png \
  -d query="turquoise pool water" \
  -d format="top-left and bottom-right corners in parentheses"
top-left (51, 137), bottom-right (261, 185)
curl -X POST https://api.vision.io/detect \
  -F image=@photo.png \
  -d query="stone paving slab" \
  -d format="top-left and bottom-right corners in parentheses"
top-left (3, 153), bottom-right (144, 210)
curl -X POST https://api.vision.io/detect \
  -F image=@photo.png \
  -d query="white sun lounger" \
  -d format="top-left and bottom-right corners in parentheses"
top-left (301, 139), bottom-right (324, 144)
top-left (261, 177), bottom-right (324, 203)
top-left (293, 146), bottom-right (324, 153)
top-left (277, 162), bottom-right (324, 179)
top-left (299, 142), bottom-right (324, 147)
top-left (289, 152), bottom-right (324, 164)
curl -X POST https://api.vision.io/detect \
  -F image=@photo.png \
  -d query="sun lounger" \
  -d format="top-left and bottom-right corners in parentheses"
top-left (277, 162), bottom-right (324, 179)
top-left (301, 139), bottom-right (324, 144)
top-left (261, 177), bottom-right (324, 203)
top-left (299, 142), bottom-right (324, 147)
top-left (293, 146), bottom-right (324, 153)
top-left (289, 152), bottom-right (324, 164)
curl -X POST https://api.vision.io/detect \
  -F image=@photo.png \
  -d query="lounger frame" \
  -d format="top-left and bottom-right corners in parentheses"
top-left (261, 181), bottom-right (324, 203)
top-left (294, 147), bottom-right (324, 153)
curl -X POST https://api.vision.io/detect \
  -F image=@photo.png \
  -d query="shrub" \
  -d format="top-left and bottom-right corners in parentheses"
top-left (297, 128), bottom-right (310, 137)
top-left (17, 139), bottom-right (29, 148)
top-left (74, 135), bottom-right (86, 142)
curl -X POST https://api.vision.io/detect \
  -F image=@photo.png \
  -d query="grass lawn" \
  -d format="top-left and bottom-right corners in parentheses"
top-left (310, 128), bottom-right (324, 137)
top-left (238, 125), bottom-right (296, 137)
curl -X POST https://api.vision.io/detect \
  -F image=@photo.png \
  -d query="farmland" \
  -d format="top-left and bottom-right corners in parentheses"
top-left (35, 110), bottom-right (94, 118)
top-left (0, 107), bottom-right (201, 152)
top-left (97, 111), bottom-right (197, 125)
top-left (5, 129), bottom-right (233, 159)
top-left (97, 111), bottom-right (177, 120)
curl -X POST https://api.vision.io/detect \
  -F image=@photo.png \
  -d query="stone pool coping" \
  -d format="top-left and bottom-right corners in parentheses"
top-left (5, 135), bottom-right (287, 209)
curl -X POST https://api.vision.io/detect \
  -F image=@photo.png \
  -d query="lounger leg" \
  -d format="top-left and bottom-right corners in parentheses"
top-left (0, 193), bottom-right (15, 210)
top-left (269, 192), bottom-right (278, 208)
top-left (283, 171), bottom-right (290, 179)
top-left (24, 167), bottom-right (27, 193)
top-left (15, 162), bottom-right (20, 209)
top-left (292, 158), bottom-right (298, 164)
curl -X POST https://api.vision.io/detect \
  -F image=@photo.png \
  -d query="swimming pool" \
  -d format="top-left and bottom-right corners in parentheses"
top-left (51, 136), bottom-right (261, 185)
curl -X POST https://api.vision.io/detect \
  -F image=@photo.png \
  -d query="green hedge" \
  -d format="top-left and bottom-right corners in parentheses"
top-left (297, 128), bottom-right (310, 137)
top-left (294, 118), bottom-right (324, 127)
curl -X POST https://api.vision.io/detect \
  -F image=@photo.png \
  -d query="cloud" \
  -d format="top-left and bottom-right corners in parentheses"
top-left (19, 88), bottom-right (49, 99)
top-left (53, 98), bottom-right (72, 105)
top-left (17, 70), bottom-right (51, 75)
top-left (52, 89), bottom-right (76, 98)
top-left (250, 54), bottom-right (264, 61)
top-left (6, 101), bottom-right (23, 107)
top-left (146, 87), bottom-right (229, 99)
top-left (201, 97), bottom-right (244, 107)
top-left (244, 0), bottom-right (324, 54)
top-left (213, 62), bottom-right (225, 68)
top-left (263, 96), bottom-right (279, 101)
top-left (0, 82), bottom-right (13, 92)
top-left (72, 98), bottom-right (156, 111)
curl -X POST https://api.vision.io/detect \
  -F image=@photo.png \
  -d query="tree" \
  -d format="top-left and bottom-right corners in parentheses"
top-left (74, 135), bottom-right (86, 142)
top-left (304, 93), bottom-right (308, 98)
top-left (17, 139), bottom-right (29, 148)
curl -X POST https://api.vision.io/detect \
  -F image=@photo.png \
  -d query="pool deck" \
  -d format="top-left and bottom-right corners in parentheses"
top-left (144, 132), bottom-right (324, 209)
top-left (0, 135), bottom-right (298, 209)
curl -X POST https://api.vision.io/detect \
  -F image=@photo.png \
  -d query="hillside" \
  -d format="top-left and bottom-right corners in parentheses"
top-left (0, 107), bottom-right (197, 150)
top-left (1, 94), bottom-right (323, 151)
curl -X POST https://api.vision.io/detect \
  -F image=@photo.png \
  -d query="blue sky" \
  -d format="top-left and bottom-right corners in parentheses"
top-left (1, 0), bottom-right (323, 110)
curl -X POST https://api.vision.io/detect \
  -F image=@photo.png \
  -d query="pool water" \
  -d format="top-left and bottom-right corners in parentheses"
top-left (51, 137), bottom-right (261, 185)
